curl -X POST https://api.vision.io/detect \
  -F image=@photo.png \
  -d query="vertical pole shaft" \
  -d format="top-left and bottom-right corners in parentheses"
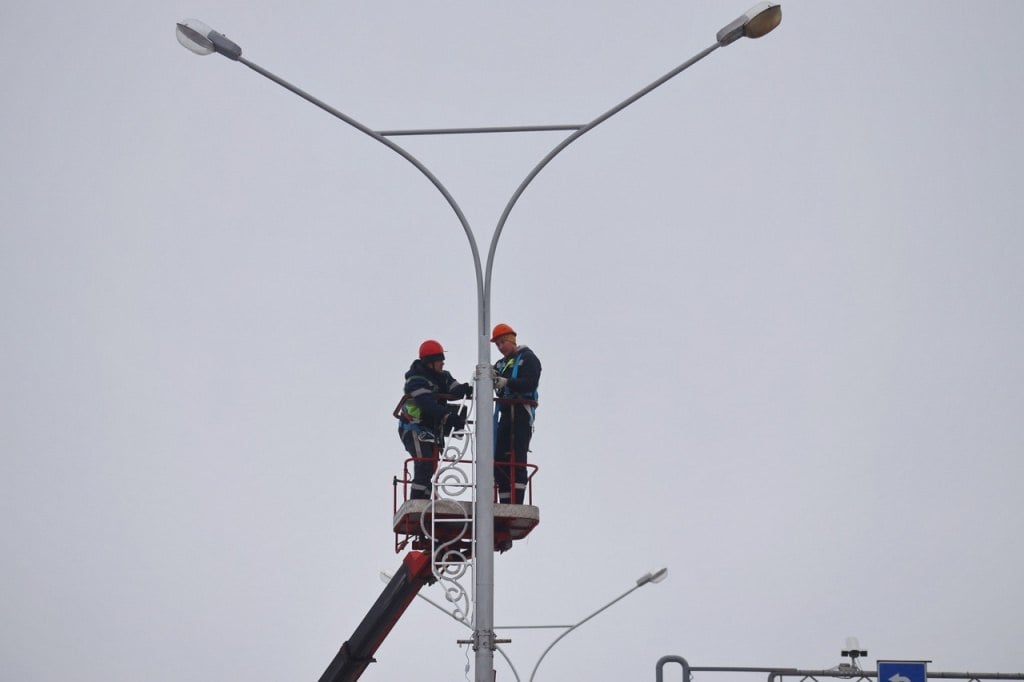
top-left (474, 321), bottom-right (496, 681)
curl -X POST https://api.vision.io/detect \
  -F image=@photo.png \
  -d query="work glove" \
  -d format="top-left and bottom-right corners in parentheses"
top-left (494, 376), bottom-right (509, 390)
top-left (453, 382), bottom-right (473, 399)
top-left (447, 413), bottom-right (467, 432)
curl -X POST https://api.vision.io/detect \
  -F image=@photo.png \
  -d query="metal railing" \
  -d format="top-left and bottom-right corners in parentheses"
top-left (656, 658), bottom-right (1024, 682)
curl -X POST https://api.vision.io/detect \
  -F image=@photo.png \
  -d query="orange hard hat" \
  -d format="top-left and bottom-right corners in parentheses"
top-left (419, 339), bottom-right (445, 360)
top-left (490, 323), bottom-right (516, 342)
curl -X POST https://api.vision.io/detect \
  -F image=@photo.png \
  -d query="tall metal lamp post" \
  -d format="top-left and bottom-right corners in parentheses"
top-left (176, 5), bottom-right (780, 681)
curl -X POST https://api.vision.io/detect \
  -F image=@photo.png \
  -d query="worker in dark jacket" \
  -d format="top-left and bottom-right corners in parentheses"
top-left (491, 323), bottom-right (541, 504)
top-left (398, 339), bottom-right (472, 500)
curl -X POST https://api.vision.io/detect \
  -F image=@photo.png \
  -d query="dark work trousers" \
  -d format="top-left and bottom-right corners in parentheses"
top-left (400, 427), bottom-right (440, 500)
top-left (494, 404), bottom-right (532, 504)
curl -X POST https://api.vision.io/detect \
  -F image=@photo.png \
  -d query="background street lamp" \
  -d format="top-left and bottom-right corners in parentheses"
top-left (525, 567), bottom-right (668, 682)
top-left (176, 6), bottom-right (779, 681)
top-left (382, 566), bottom-right (669, 682)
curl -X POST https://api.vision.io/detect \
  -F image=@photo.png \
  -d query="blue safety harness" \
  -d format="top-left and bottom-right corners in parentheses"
top-left (493, 350), bottom-right (539, 434)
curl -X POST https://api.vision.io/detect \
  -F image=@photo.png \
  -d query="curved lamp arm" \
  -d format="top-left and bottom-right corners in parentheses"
top-left (483, 2), bottom-right (781, 305)
top-left (528, 567), bottom-right (668, 682)
top-left (175, 20), bottom-right (485, 324)
top-left (483, 42), bottom-right (718, 309)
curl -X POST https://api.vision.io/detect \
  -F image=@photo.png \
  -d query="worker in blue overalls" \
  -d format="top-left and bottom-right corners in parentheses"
top-left (491, 323), bottom-right (542, 504)
top-left (397, 340), bottom-right (472, 499)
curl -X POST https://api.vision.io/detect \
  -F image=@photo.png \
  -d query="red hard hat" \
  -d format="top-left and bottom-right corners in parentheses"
top-left (490, 323), bottom-right (516, 342)
top-left (419, 339), bottom-right (445, 360)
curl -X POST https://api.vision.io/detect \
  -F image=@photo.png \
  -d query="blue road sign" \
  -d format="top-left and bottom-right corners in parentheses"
top-left (878, 660), bottom-right (928, 682)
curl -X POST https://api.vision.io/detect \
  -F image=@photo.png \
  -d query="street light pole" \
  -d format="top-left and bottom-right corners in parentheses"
top-left (526, 567), bottom-right (668, 682)
top-left (176, 6), bottom-right (780, 681)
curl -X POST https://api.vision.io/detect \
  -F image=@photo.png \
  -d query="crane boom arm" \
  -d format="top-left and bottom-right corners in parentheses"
top-left (318, 551), bottom-right (435, 682)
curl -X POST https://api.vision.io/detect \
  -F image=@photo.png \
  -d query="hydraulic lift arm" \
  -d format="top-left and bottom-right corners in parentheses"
top-left (318, 551), bottom-right (436, 682)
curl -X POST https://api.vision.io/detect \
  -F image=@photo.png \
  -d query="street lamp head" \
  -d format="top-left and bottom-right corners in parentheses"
top-left (743, 3), bottom-right (783, 38)
top-left (176, 19), bottom-right (243, 60)
top-left (636, 567), bottom-right (669, 587)
top-left (716, 3), bottom-right (782, 46)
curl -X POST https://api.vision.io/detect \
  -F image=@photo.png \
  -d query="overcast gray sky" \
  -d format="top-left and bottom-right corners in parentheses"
top-left (3, 2), bottom-right (1023, 681)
